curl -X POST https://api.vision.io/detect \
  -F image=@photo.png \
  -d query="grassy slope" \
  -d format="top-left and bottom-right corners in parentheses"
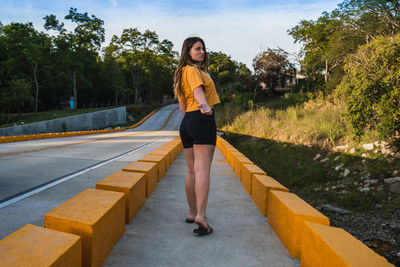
top-left (215, 93), bottom-right (400, 264)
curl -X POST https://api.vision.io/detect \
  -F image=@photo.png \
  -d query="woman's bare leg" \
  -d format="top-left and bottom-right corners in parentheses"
top-left (184, 147), bottom-right (196, 220)
top-left (193, 144), bottom-right (215, 228)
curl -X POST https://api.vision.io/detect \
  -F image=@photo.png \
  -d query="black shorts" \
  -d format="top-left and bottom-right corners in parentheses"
top-left (179, 109), bottom-right (217, 148)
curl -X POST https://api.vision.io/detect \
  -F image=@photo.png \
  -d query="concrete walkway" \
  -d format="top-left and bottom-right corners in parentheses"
top-left (105, 147), bottom-right (300, 267)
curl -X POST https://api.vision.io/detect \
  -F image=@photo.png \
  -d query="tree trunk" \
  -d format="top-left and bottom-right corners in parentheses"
top-left (132, 72), bottom-right (137, 104)
top-left (324, 60), bottom-right (328, 83)
top-left (33, 64), bottom-right (39, 114)
top-left (306, 69), bottom-right (309, 91)
top-left (253, 87), bottom-right (258, 101)
top-left (73, 71), bottom-right (77, 109)
top-left (132, 71), bottom-right (141, 104)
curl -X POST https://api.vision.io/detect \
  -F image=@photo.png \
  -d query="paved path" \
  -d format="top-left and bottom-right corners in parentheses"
top-left (105, 148), bottom-right (299, 267)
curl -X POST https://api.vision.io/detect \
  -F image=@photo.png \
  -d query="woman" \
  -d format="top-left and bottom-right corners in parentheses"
top-left (174, 37), bottom-right (220, 236)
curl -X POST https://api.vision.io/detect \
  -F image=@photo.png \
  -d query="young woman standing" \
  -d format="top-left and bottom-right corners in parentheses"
top-left (174, 37), bottom-right (220, 235)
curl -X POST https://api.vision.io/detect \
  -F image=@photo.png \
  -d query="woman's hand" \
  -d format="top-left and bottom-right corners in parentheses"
top-left (198, 103), bottom-right (212, 115)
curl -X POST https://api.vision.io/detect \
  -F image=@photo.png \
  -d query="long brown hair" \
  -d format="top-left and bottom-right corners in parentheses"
top-left (173, 37), bottom-right (209, 99)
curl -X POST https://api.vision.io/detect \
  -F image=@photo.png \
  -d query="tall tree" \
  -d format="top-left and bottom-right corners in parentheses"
top-left (44, 7), bottom-right (105, 109)
top-left (106, 28), bottom-right (177, 103)
top-left (252, 48), bottom-right (296, 97)
top-left (0, 22), bottom-right (51, 113)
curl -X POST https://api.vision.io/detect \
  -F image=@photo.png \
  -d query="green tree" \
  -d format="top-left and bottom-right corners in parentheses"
top-left (338, 34), bottom-right (400, 150)
top-left (0, 22), bottom-right (51, 113)
top-left (44, 7), bottom-right (105, 109)
top-left (208, 51), bottom-right (252, 97)
top-left (252, 48), bottom-right (296, 97)
top-left (106, 28), bottom-right (177, 103)
top-left (1, 78), bottom-right (35, 113)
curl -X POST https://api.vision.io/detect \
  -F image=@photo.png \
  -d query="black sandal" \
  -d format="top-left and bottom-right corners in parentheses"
top-left (193, 224), bottom-right (213, 236)
top-left (185, 218), bottom-right (195, 223)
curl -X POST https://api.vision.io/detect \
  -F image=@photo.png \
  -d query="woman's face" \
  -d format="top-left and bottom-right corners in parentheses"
top-left (189, 41), bottom-right (205, 62)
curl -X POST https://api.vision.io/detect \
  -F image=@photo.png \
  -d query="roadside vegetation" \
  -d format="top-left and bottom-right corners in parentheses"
top-left (216, 92), bottom-right (400, 265)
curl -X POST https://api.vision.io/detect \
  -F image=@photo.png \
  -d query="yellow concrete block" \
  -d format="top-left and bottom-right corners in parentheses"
top-left (241, 163), bottom-right (266, 195)
top-left (2, 136), bottom-right (16, 143)
top-left (138, 154), bottom-right (166, 181)
top-left (44, 188), bottom-right (125, 267)
top-left (96, 171), bottom-right (146, 224)
top-left (252, 174), bottom-right (288, 216)
top-left (156, 146), bottom-right (176, 162)
top-left (32, 134), bottom-right (42, 140)
top-left (167, 140), bottom-right (182, 154)
top-left (216, 140), bottom-right (227, 157)
top-left (14, 135), bottom-right (25, 142)
top-left (41, 133), bottom-right (50, 139)
top-left (227, 151), bottom-right (244, 168)
top-left (160, 144), bottom-right (177, 161)
top-left (168, 138), bottom-right (182, 151)
top-left (150, 150), bottom-right (171, 171)
top-left (234, 156), bottom-right (253, 179)
top-left (224, 146), bottom-right (238, 162)
top-left (268, 190), bottom-right (330, 259)
top-left (301, 222), bottom-right (393, 267)
top-left (122, 161), bottom-right (158, 198)
top-left (0, 224), bottom-right (81, 267)
top-left (216, 136), bottom-right (222, 147)
top-left (24, 135), bottom-right (35, 141)
top-left (216, 137), bottom-right (228, 155)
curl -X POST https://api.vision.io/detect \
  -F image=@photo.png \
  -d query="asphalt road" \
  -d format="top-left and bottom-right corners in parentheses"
top-left (0, 104), bottom-right (181, 237)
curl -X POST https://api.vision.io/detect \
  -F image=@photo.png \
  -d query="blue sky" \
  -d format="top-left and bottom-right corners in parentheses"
top-left (1, 0), bottom-right (342, 68)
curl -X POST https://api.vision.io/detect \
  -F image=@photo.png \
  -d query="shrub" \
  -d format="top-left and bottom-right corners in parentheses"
top-left (338, 34), bottom-right (400, 151)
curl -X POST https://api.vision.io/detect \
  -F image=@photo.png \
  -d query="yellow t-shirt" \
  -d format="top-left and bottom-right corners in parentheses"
top-left (178, 65), bottom-right (220, 112)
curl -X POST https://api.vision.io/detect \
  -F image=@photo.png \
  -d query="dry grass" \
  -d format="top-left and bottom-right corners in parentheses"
top-left (216, 95), bottom-right (378, 149)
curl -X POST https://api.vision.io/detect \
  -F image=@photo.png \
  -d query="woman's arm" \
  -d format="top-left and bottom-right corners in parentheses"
top-left (179, 101), bottom-right (187, 115)
top-left (193, 86), bottom-right (212, 115)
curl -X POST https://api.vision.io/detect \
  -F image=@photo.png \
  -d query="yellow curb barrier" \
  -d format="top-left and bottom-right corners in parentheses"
top-left (234, 156), bottom-right (253, 179)
top-left (216, 135), bottom-right (391, 265)
top-left (241, 163), bottom-right (266, 195)
top-left (156, 146), bottom-right (176, 162)
top-left (168, 138), bottom-right (183, 153)
top-left (227, 151), bottom-right (244, 169)
top-left (223, 146), bottom-right (238, 162)
top-left (14, 135), bottom-right (25, 142)
top-left (0, 224), bottom-right (82, 267)
top-left (0, 107), bottom-right (161, 144)
top-left (96, 171), bottom-right (146, 224)
top-left (122, 161), bottom-right (158, 198)
top-left (301, 222), bottom-right (394, 267)
top-left (252, 174), bottom-right (288, 216)
top-left (149, 150), bottom-right (171, 171)
top-left (161, 144), bottom-right (179, 161)
top-left (268, 190), bottom-right (330, 259)
top-left (138, 154), bottom-right (166, 181)
top-left (4, 136), bottom-right (16, 142)
top-left (44, 188), bottom-right (125, 267)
